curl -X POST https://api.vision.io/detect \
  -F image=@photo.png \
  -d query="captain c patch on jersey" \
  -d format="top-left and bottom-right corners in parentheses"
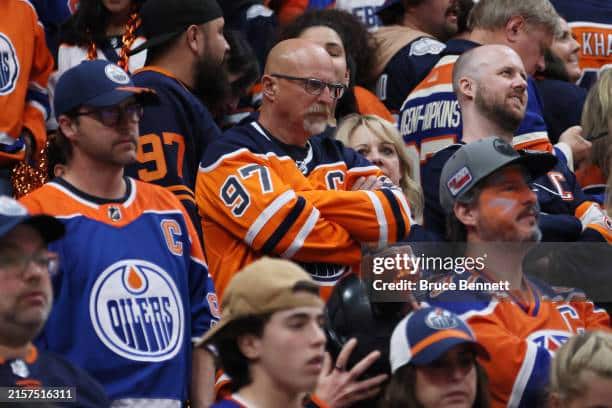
top-left (89, 259), bottom-right (185, 362)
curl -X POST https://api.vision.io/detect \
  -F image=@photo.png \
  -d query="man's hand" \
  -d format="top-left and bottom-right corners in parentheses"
top-left (351, 175), bottom-right (384, 191)
top-left (313, 338), bottom-right (388, 407)
top-left (558, 125), bottom-right (592, 166)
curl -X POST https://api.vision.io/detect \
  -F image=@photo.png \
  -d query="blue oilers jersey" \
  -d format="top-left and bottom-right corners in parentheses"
top-left (425, 271), bottom-right (610, 408)
top-left (398, 39), bottom-right (554, 180)
top-left (375, 36), bottom-right (444, 114)
top-left (20, 177), bottom-right (219, 404)
top-left (125, 66), bottom-right (223, 233)
top-left (0, 346), bottom-right (109, 407)
top-left (422, 143), bottom-right (608, 242)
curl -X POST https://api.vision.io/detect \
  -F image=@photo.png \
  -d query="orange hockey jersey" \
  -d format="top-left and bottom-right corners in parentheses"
top-left (196, 121), bottom-right (414, 300)
top-left (427, 270), bottom-right (610, 408)
top-left (0, 0), bottom-right (54, 164)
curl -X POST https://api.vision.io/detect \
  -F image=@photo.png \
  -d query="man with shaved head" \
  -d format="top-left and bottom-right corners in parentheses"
top-left (421, 44), bottom-right (612, 243)
top-left (196, 39), bottom-right (415, 300)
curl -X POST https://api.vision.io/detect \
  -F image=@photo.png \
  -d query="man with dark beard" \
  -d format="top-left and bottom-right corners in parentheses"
top-left (421, 44), bottom-right (612, 244)
top-left (430, 137), bottom-right (610, 407)
top-left (125, 0), bottom-right (230, 232)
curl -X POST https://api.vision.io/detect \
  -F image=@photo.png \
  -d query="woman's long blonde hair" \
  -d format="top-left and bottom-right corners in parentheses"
top-left (335, 114), bottom-right (424, 222)
top-left (582, 69), bottom-right (612, 180)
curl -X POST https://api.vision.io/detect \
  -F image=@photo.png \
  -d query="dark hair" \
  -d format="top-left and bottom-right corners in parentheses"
top-left (279, 9), bottom-right (378, 88)
top-left (225, 29), bottom-right (261, 95)
top-left (445, 182), bottom-right (484, 242)
top-left (380, 361), bottom-right (490, 408)
top-left (46, 130), bottom-right (71, 179)
top-left (212, 314), bottom-right (270, 392)
top-left (456, 0), bottom-right (476, 35)
top-left (60, 0), bottom-right (144, 47)
top-left (539, 48), bottom-right (571, 81)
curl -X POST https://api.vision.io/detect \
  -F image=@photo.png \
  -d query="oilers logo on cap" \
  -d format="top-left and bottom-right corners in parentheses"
top-left (90, 259), bottom-right (184, 362)
top-left (425, 308), bottom-right (460, 330)
top-left (104, 64), bottom-right (130, 84)
top-left (0, 33), bottom-right (19, 95)
top-left (389, 306), bottom-right (488, 373)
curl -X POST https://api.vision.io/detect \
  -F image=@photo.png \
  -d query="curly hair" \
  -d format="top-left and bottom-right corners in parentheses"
top-left (279, 9), bottom-right (379, 89)
top-left (60, 0), bottom-right (145, 47)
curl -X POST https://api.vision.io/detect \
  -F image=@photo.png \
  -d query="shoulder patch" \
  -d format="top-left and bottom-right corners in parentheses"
top-left (409, 37), bottom-right (445, 57)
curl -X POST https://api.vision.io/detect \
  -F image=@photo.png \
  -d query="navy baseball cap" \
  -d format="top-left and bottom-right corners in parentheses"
top-left (0, 196), bottom-right (64, 244)
top-left (389, 307), bottom-right (489, 373)
top-left (54, 60), bottom-right (157, 119)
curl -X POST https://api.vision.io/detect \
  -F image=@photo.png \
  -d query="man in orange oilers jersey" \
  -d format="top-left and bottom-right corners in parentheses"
top-left (196, 39), bottom-right (415, 301)
top-left (20, 61), bottom-right (219, 407)
top-left (428, 137), bottom-right (610, 408)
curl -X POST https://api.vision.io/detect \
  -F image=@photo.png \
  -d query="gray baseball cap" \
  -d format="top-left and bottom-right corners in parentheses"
top-left (439, 137), bottom-right (557, 213)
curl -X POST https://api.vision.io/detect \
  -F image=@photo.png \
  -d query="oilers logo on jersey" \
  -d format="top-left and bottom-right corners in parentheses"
top-left (527, 330), bottom-right (572, 354)
top-left (89, 259), bottom-right (185, 362)
top-left (0, 33), bottom-right (19, 95)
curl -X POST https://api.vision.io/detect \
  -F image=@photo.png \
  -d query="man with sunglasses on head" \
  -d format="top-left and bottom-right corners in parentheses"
top-left (196, 39), bottom-right (415, 301)
top-left (0, 195), bottom-right (109, 407)
top-left (20, 60), bottom-right (220, 407)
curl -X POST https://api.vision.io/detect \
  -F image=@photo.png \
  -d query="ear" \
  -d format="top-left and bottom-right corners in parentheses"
top-left (58, 115), bottom-right (78, 142)
top-left (454, 201), bottom-right (477, 228)
top-left (237, 334), bottom-right (262, 360)
top-left (185, 24), bottom-right (200, 54)
top-left (458, 77), bottom-right (475, 100)
top-left (505, 15), bottom-right (526, 44)
top-left (261, 75), bottom-right (277, 101)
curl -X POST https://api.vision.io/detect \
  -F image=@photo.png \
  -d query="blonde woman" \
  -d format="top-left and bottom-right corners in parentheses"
top-left (549, 331), bottom-right (612, 408)
top-left (336, 114), bottom-right (424, 223)
top-left (576, 69), bottom-right (612, 205)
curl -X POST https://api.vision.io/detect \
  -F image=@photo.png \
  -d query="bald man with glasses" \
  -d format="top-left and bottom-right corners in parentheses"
top-left (196, 39), bottom-right (416, 301)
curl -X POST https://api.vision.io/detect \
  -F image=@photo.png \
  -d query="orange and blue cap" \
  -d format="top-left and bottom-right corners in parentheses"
top-left (389, 307), bottom-right (489, 373)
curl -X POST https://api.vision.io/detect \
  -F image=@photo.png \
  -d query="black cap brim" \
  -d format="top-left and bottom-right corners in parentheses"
top-left (128, 30), bottom-right (184, 56)
top-left (514, 150), bottom-right (558, 180)
top-left (22, 215), bottom-right (65, 244)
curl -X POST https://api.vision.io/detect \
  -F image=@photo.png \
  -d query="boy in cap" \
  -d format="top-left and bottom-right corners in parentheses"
top-left (125, 0), bottom-right (229, 232)
top-left (0, 196), bottom-right (109, 407)
top-left (200, 257), bottom-right (387, 408)
top-left (382, 306), bottom-right (491, 407)
top-left (20, 60), bottom-right (219, 406)
top-left (427, 137), bottom-right (610, 407)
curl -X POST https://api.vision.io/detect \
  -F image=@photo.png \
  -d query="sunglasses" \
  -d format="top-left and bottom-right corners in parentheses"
top-left (74, 102), bottom-right (144, 127)
top-left (0, 250), bottom-right (60, 279)
top-left (270, 73), bottom-right (346, 99)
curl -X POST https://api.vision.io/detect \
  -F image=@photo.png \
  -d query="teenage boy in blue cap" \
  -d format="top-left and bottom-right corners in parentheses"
top-left (20, 60), bottom-right (220, 407)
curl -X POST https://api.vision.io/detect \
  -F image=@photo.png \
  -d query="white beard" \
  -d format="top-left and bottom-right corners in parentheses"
top-left (303, 116), bottom-right (327, 136)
